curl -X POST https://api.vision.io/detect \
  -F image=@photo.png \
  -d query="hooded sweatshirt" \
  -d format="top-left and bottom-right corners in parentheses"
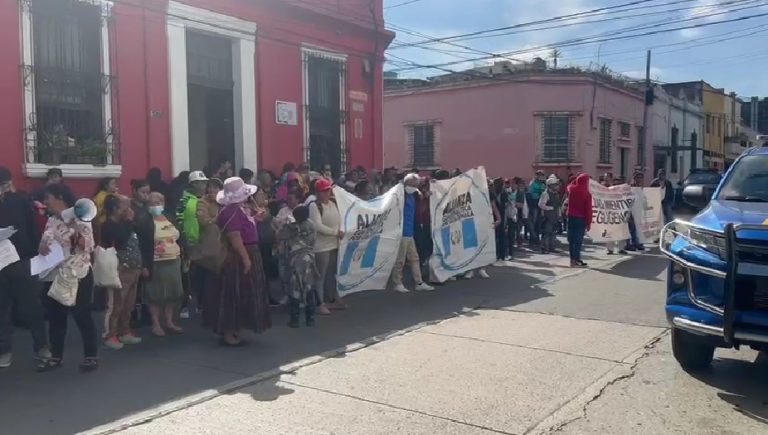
top-left (566, 173), bottom-right (593, 226)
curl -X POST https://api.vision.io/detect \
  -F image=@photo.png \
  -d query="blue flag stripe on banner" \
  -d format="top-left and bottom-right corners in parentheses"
top-left (361, 236), bottom-right (380, 269)
top-left (339, 241), bottom-right (359, 276)
top-left (441, 226), bottom-right (452, 258)
top-left (462, 218), bottom-right (478, 249)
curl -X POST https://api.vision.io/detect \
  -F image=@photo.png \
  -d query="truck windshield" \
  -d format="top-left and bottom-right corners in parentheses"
top-left (718, 155), bottom-right (768, 202)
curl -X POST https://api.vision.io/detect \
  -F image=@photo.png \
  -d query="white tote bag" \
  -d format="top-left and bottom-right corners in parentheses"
top-left (92, 246), bottom-right (121, 288)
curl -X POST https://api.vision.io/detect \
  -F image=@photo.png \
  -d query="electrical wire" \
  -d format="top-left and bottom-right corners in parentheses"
top-left (389, 9), bottom-right (768, 73)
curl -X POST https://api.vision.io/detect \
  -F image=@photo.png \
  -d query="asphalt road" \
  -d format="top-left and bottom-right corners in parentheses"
top-left (1, 245), bottom-right (766, 434)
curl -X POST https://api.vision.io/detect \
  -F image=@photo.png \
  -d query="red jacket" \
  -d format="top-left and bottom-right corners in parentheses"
top-left (567, 173), bottom-right (593, 229)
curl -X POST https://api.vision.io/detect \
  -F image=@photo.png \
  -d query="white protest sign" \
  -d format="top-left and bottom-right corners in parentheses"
top-left (335, 184), bottom-right (404, 296)
top-left (632, 187), bottom-right (663, 244)
top-left (430, 167), bottom-right (496, 282)
top-left (588, 181), bottom-right (633, 242)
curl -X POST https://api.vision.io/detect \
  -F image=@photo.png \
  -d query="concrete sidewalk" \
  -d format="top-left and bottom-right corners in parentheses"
top-left (0, 244), bottom-right (636, 435)
top-left (113, 310), bottom-right (666, 435)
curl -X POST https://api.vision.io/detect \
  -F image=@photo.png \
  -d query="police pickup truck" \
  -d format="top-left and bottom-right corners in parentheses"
top-left (661, 145), bottom-right (768, 370)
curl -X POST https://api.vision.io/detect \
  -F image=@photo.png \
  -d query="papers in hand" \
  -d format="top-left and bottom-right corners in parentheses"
top-left (30, 242), bottom-right (66, 276)
top-left (0, 227), bottom-right (17, 241)
top-left (0, 239), bottom-right (20, 272)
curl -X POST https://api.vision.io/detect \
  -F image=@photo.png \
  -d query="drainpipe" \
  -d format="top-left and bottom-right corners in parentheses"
top-left (368, 0), bottom-right (379, 170)
top-left (142, 0), bottom-right (152, 170)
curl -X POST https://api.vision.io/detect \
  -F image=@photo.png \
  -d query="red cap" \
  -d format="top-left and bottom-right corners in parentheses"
top-left (315, 178), bottom-right (333, 192)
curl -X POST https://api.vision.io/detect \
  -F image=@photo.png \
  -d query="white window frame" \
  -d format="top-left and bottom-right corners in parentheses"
top-left (20, 0), bottom-right (118, 178)
top-left (404, 121), bottom-right (440, 169)
top-left (301, 45), bottom-right (348, 172)
top-left (166, 1), bottom-right (257, 175)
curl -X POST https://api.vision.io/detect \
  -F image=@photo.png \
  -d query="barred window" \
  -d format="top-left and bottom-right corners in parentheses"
top-left (599, 118), bottom-right (612, 164)
top-left (29, 0), bottom-right (113, 166)
top-left (407, 123), bottom-right (437, 168)
top-left (619, 122), bottom-right (631, 139)
top-left (540, 115), bottom-right (573, 162)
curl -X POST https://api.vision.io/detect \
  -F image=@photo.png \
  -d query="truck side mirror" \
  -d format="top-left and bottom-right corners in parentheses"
top-left (682, 185), bottom-right (713, 210)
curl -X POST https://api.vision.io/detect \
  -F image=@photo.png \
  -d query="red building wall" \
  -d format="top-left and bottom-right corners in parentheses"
top-left (0, 0), bottom-right (392, 195)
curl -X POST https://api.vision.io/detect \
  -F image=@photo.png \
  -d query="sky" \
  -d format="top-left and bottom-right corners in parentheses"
top-left (383, 0), bottom-right (768, 97)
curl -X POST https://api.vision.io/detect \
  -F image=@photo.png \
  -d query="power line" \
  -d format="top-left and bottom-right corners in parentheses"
top-left (385, 0), bottom-right (427, 10)
top-left (390, 0), bottom-right (674, 48)
top-left (389, 9), bottom-right (768, 74)
top-left (416, 0), bottom-right (758, 46)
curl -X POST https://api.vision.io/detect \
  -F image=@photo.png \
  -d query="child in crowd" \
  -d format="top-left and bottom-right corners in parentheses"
top-left (278, 205), bottom-right (318, 328)
top-left (538, 176), bottom-right (562, 254)
top-left (101, 195), bottom-right (144, 350)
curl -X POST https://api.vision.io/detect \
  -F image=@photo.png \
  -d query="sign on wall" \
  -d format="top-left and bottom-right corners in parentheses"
top-left (335, 184), bottom-right (404, 296)
top-left (275, 101), bottom-right (298, 126)
top-left (429, 167), bottom-right (496, 282)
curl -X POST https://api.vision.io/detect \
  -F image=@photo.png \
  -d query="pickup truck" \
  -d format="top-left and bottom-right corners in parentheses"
top-left (661, 145), bottom-right (768, 370)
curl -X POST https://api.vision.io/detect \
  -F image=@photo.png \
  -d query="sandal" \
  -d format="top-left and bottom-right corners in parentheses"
top-left (37, 358), bottom-right (63, 373)
top-left (165, 325), bottom-right (184, 335)
top-left (219, 337), bottom-right (247, 347)
top-left (151, 327), bottom-right (166, 337)
top-left (79, 358), bottom-right (99, 373)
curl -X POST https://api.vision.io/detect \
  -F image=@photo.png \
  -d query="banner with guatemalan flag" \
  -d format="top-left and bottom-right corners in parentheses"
top-left (334, 184), bottom-right (405, 296)
top-left (429, 167), bottom-right (497, 283)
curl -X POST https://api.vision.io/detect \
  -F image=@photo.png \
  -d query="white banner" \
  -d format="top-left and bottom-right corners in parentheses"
top-left (335, 184), bottom-right (404, 296)
top-left (430, 167), bottom-right (496, 282)
top-left (632, 187), bottom-right (663, 244)
top-left (588, 180), bottom-right (633, 242)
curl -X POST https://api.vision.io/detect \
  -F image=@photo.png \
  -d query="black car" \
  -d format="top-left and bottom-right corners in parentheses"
top-left (674, 169), bottom-right (722, 212)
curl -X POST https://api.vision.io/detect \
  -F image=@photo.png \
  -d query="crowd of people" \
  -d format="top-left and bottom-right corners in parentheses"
top-left (0, 161), bottom-right (674, 372)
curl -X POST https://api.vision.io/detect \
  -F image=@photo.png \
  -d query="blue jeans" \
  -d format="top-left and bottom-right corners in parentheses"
top-left (567, 217), bottom-right (587, 262)
top-left (662, 203), bottom-right (674, 224)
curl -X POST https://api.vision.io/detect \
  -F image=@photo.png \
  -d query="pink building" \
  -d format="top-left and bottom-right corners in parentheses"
top-left (383, 72), bottom-right (648, 182)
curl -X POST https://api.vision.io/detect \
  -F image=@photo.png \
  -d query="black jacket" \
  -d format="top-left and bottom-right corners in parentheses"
top-left (0, 191), bottom-right (40, 259)
top-left (131, 201), bottom-right (155, 274)
top-left (650, 178), bottom-right (674, 205)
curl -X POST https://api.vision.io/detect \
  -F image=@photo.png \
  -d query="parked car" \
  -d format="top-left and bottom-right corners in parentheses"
top-left (661, 146), bottom-right (768, 370)
top-left (674, 169), bottom-right (722, 212)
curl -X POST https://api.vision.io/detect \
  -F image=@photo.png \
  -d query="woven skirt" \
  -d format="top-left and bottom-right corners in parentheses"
top-left (144, 258), bottom-right (184, 305)
top-left (204, 245), bottom-right (272, 334)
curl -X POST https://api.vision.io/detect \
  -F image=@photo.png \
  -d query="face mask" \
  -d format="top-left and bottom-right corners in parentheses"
top-left (149, 205), bottom-right (164, 216)
top-left (405, 186), bottom-right (418, 194)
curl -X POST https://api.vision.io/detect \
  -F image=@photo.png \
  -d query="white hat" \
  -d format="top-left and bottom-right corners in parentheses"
top-left (403, 173), bottom-right (421, 185)
top-left (188, 170), bottom-right (209, 183)
top-left (216, 177), bottom-right (258, 206)
top-left (546, 175), bottom-right (559, 186)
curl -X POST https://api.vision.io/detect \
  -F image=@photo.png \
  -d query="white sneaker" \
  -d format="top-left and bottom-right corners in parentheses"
top-left (447, 277), bottom-right (457, 281)
top-left (179, 308), bottom-right (190, 319)
top-left (464, 271), bottom-right (475, 279)
top-left (393, 284), bottom-right (410, 293)
top-left (0, 353), bottom-right (11, 368)
top-left (479, 269), bottom-right (491, 279)
top-left (415, 282), bottom-right (435, 292)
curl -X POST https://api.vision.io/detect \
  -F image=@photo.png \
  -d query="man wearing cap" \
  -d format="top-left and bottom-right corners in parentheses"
top-left (0, 166), bottom-right (50, 369)
top-left (177, 171), bottom-right (209, 251)
top-left (392, 173), bottom-right (435, 293)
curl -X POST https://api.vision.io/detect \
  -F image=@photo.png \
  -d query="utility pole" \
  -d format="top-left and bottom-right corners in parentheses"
top-left (641, 50), bottom-right (652, 173)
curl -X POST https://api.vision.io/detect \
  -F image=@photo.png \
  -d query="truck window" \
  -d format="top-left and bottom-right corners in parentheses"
top-left (718, 155), bottom-right (768, 201)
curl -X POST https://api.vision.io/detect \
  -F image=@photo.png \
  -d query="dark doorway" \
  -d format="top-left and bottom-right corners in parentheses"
top-left (307, 56), bottom-right (344, 176)
top-left (186, 31), bottom-right (235, 173)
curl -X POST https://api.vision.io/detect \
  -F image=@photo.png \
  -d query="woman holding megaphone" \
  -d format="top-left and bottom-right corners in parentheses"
top-left (37, 185), bottom-right (98, 372)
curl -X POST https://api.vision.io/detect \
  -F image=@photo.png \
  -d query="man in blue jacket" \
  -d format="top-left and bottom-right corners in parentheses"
top-left (392, 174), bottom-right (435, 293)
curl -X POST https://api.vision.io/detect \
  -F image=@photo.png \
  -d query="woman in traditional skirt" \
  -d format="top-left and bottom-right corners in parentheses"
top-left (145, 192), bottom-right (185, 337)
top-left (208, 177), bottom-right (271, 346)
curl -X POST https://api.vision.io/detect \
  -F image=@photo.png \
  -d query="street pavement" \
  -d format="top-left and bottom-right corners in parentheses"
top-left (1, 241), bottom-right (767, 434)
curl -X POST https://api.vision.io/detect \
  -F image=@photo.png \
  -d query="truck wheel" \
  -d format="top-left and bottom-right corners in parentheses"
top-left (672, 328), bottom-right (715, 370)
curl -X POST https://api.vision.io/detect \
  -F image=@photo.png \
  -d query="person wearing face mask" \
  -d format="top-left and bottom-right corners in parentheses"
top-left (0, 167), bottom-right (51, 370)
top-left (391, 174), bottom-right (435, 293)
top-left (144, 192), bottom-right (184, 337)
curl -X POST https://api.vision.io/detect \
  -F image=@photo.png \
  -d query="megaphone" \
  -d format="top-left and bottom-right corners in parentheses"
top-left (61, 198), bottom-right (98, 223)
